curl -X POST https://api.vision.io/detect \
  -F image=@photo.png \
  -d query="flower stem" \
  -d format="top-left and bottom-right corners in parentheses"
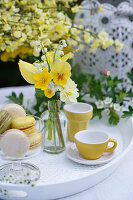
top-left (53, 118), bottom-right (56, 152)
top-left (55, 104), bottom-right (65, 148)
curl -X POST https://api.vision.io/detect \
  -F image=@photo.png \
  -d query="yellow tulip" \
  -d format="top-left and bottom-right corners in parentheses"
top-left (18, 60), bottom-right (38, 84)
top-left (61, 52), bottom-right (74, 62)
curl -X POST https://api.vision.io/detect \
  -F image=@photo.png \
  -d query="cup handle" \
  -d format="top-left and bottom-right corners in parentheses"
top-left (104, 138), bottom-right (117, 153)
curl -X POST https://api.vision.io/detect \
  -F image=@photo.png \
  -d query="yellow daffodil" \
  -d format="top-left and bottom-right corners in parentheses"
top-left (33, 68), bottom-right (52, 90)
top-left (51, 60), bottom-right (71, 85)
top-left (18, 60), bottom-right (38, 84)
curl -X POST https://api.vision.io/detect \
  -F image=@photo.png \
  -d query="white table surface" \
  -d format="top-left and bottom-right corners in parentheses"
top-left (0, 86), bottom-right (133, 200)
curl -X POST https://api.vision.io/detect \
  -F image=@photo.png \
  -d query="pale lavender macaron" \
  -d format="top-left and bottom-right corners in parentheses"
top-left (2, 104), bottom-right (26, 119)
top-left (0, 129), bottom-right (30, 158)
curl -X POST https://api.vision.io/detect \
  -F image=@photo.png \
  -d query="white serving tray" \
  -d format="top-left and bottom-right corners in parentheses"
top-left (0, 115), bottom-right (133, 200)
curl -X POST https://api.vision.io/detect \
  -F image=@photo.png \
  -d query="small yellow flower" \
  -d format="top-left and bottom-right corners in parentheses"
top-left (45, 88), bottom-right (54, 98)
top-left (33, 68), bottom-right (52, 90)
top-left (13, 31), bottom-right (22, 38)
top-left (89, 39), bottom-right (100, 53)
top-left (51, 60), bottom-right (71, 85)
top-left (114, 40), bottom-right (124, 53)
top-left (98, 6), bottom-right (104, 12)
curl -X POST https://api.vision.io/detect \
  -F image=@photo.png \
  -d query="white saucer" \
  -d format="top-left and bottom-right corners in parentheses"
top-left (66, 144), bottom-right (117, 165)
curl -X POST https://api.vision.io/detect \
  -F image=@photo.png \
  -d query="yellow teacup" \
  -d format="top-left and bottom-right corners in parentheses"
top-left (63, 103), bottom-right (93, 142)
top-left (74, 130), bottom-right (117, 160)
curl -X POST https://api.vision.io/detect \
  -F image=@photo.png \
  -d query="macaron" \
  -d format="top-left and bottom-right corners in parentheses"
top-left (2, 104), bottom-right (26, 119)
top-left (28, 129), bottom-right (43, 150)
top-left (11, 116), bottom-right (36, 134)
top-left (0, 129), bottom-right (30, 158)
top-left (0, 110), bottom-right (12, 134)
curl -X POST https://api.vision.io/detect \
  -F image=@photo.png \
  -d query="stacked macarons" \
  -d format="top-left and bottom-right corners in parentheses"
top-left (0, 103), bottom-right (43, 158)
top-left (11, 116), bottom-right (43, 150)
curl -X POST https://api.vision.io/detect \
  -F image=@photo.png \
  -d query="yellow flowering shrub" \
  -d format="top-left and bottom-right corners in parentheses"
top-left (0, 0), bottom-right (123, 62)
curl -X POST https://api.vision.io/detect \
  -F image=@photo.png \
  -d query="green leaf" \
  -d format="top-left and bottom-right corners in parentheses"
top-left (35, 89), bottom-right (44, 98)
top-left (18, 93), bottom-right (24, 105)
top-left (127, 88), bottom-right (133, 98)
top-left (127, 71), bottom-right (133, 86)
top-left (91, 103), bottom-right (104, 120)
top-left (122, 106), bottom-right (133, 118)
top-left (7, 92), bottom-right (23, 105)
top-left (108, 110), bottom-right (120, 125)
top-left (115, 91), bottom-right (127, 103)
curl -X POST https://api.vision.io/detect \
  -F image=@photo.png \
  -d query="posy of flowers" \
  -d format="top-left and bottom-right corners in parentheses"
top-left (18, 40), bottom-right (79, 104)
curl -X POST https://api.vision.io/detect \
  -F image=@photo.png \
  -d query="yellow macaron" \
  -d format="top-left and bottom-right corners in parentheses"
top-left (11, 116), bottom-right (36, 134)
top-left (27, 129), bottom-right (43, 150)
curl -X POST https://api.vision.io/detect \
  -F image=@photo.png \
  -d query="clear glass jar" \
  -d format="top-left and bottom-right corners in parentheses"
top-left (41, 100), bottom-right (66, 154)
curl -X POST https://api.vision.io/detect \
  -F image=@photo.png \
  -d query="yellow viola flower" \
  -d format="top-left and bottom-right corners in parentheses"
top-left (51, 60), bottom-right (71, 86)
top-left (33, 68), bottom-right (52, 90)
top-left (45, 88), bottom-right (54, 98)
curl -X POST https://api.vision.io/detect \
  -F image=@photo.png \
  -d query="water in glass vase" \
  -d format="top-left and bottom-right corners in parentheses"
top-left (41, 100), bottom-right (66, 154)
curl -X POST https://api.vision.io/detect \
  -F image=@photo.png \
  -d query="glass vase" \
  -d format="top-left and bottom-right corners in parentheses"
top-left (41, 100), bottom-right (66, 154)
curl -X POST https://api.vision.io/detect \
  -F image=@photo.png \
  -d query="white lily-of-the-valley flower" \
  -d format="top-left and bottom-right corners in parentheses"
top-left (36, 47), bottom-right (41, 53)
top-left (114, 103), bottom-right (121, 112)
top-left (42, 48), bottom-right (47, 53)
top-left (41, 55), bottom-right (46, 61)
top-left (104, 97), bottom-right (112, 104)
top-left (95, 101), bottom-right (104, 109)
top-left (35, 41), bottom-right (41, 46)
top-left (56, 50), bottom-right (64, 56)
top-left (61, 40), bottom-right (67, 47)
